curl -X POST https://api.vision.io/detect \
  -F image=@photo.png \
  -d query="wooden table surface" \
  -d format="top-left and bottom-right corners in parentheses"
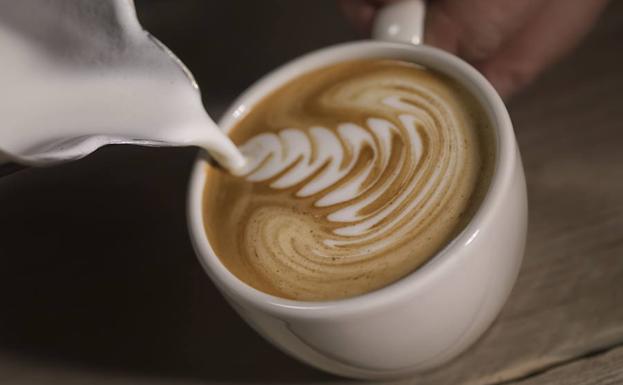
top-left (0, 1), bottom-right (622, 384)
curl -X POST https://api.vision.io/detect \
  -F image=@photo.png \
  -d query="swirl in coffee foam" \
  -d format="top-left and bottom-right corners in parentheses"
top-left (203, 60), bottom-right (493, 301)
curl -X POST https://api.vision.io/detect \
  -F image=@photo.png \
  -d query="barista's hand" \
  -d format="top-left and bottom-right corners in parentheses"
top-left (339, 0), bottom-right (609, 98)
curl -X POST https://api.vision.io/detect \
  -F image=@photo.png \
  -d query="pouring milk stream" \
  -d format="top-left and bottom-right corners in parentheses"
top-left (0, 0), bottom-right (246, 174)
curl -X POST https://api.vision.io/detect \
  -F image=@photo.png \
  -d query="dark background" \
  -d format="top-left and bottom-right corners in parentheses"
top-left (1, 1), bottom-right (622, 384)
top-left (136, 0), bottom-right (358, 111)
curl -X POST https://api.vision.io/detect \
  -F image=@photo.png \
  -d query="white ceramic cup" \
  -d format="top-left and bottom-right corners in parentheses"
top-left (187, 0), bottom-right (527, 379)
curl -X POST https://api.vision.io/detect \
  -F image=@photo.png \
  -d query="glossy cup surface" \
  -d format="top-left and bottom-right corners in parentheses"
top-left (187, 41), bottom-right (527, 380)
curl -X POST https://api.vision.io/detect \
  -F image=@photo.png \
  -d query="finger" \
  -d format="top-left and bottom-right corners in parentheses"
top-left (478, 0), bottom-right (610, 98)
top-left (338, 0), bottom-right (377, 35)
top-left (425, 0), bottom-right (547, 62)
top-left (338, 0), bottom-right (404, 35)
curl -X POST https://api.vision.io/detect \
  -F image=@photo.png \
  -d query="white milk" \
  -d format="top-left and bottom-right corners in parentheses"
top-left (0, 0), bottom-right (245, 172)
top-left (236, 80), bottom-right (472, 254)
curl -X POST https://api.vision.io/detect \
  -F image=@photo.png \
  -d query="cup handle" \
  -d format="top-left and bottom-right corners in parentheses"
top-left (372, 0), bottom-right (426, 45)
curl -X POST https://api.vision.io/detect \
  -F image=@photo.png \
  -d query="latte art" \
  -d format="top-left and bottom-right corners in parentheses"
top-left (204, 60), bottom-right (494, 301)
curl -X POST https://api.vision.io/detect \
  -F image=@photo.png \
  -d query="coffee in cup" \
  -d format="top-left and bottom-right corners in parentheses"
top-left (203, 59), bottom-right (495, 301)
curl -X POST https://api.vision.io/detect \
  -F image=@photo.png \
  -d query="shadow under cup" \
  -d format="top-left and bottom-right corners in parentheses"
top-left (188, 41), bottom-right (527, 379)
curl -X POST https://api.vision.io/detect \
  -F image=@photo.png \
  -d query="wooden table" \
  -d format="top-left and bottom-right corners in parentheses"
top-left (0, 1), bottom-right (622, 384)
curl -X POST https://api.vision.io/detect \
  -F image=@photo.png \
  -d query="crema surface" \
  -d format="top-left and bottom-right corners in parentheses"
top-left (203, 60), bottom-right (494, 301)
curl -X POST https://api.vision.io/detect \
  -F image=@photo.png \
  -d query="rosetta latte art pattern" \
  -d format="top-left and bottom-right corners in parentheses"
top-left (203, 60), bottom-right (491, 300)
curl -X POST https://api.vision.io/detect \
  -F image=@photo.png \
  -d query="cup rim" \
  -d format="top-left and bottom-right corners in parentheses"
top-left (187, 40), bottom-right (515, 317)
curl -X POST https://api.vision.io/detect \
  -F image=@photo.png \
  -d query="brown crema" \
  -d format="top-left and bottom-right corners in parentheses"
top-left (203, 59), bottom-right (495, 301)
